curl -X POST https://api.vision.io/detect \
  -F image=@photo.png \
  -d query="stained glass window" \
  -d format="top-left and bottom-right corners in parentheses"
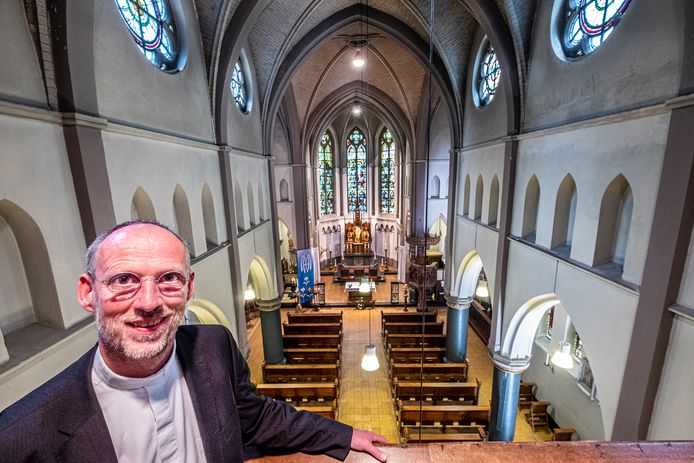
top-left (573, 332), bottom-right (585, 360)
top-left (346, 128), bottom-right (367, 212)
top-left (318, 132), bottom-right (335, 215)
top-left (115, 0), bottom-right (180, 72)
top-left (477, 40), bottom-right (501, 107)
top-left (231, 60), bottom-right (248, 113)
top-left (560, 0), bottom-right (632, 59)
top-left (379, 129), bottom-right (396, 213)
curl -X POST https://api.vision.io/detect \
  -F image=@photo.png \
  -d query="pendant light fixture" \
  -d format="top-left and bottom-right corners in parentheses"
top-left (475, 270), bottom-right (489, 299)
top-left (551, 340), bottom-right (574, 370)
top-left (360, 290), bottom-right (379, 371)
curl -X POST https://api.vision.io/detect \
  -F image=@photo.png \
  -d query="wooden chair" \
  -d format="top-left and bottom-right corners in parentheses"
top-left (552, 427), bottom-right (576, 441)
top-left (526, 401), bottom-right (551, 432)
top-left (518, 381), bottom-right (535, 410)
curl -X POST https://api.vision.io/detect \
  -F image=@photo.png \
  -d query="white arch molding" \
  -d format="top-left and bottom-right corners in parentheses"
top-left (247, 256), bottom-right (277, 301)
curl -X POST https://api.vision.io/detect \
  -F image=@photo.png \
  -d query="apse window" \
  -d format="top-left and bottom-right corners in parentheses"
top-left (231, 59), bottom-right (250, 113)
top-left (557, 0), bottom-right (632, 59)
top-left (474, 38), bottom-right (501, 108)
top-left (115, 0), bottom-right (182, 72)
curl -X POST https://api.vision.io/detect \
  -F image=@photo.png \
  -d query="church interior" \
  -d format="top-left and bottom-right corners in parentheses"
top-left (1, 0), bottom-right (694, 458)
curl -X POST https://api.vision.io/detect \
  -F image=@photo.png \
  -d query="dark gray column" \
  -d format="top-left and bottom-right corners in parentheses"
top-left (488, 353), bottom-right (530, 442)
top-left (444, 294), bottom-right (471, 363)
top-left (256, 297), bottom-right (286, 365)
top-left (291, 163), bottom-right (310, 249)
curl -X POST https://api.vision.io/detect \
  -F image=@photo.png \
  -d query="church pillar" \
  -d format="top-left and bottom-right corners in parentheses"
top-left (409, 159), bottom-right (428, 236)
top-left (443, 294), bottom-right (470, 363)
top-left (256, 297), bottom-right (286, 365)
top-left (488, 353), bottom-right (530, 442)
top-left (291, 163), bottom-right (311, 249)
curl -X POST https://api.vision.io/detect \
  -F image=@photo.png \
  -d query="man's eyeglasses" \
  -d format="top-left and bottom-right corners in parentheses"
top-left (91, 271), bottom-right (188, 298)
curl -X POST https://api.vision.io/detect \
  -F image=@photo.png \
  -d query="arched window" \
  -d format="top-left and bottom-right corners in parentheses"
top-left (474, 175), bottom-right (484, 220)
top-left (318, 132), bottom-right (335, 215)
top-left (115, 0), bottom-right (180, 72)
top-left (131, 187), bottom-right (156, 221)
top-left (595, 175), bottom-right (632, 271)
top-left (231, 59), bottom-right (248, 113)
top-left (173, 184), bottom-right (195, 255)
top-left (279, 178), bottom-right (289, 202)
top-left (522, 175), bottom-right (540, 243)
top-left (346, 128), bottom-right (367, 212)
top-left (201, 183), bottom-right (218, 250)
top-left (551, 174), bottom-right (577, 255)
top-left (379, 128), bottom-right (396, 213)
top-left (488, 175), bottom-right (499, 226)
top-left (559, 0), bottom-right (632, 59)
top-left (475, 38), bottom-right (501, 107)
top-left (463, 175), bottom-right (471, 216)
top-left (430, 175), bottom-right (441, 199)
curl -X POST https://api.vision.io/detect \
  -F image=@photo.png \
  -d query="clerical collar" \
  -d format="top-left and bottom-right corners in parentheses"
top-left (92, 343), bottom-right (178, 390)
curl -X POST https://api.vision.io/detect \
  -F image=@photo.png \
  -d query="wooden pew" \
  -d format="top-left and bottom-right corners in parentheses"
top-left (282, 334), bottom-right (340, 349)
top-left (287, 312), bottom-right (343, 324)
top-left (256, 382), bottom-right (338, 402)
top-left (262, 363), bottom-right (339, 384)
top-left (390, 362), bottom-right (469, 382)
top-left (283, 348), bottom-right (340, 364)
top-left (401, 425), bottom-right (486, 443)
top-left (383, 322), bottom-right (445, 335)
top-left (388, 347), bottom-right (446, 364)
top-left (398, 403), bottom-right (490, 428)
top-left (381, 310), bottom-right (437, 327)
top-left (294, 405), bottom-right (336, 419)
top-left (282, 322), bottom-right (342, 336)
top-left (394, 378), bottom-right (481, 405)
top-left (385, 333), bottom-right (447, 349)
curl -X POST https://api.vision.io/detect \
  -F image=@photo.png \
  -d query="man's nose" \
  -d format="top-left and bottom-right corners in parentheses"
top-left (135, 277), bottom-right (162, 310)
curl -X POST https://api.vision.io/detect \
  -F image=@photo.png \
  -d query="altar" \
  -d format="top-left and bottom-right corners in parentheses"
top-left (345, 281), bottom-right (376, 302)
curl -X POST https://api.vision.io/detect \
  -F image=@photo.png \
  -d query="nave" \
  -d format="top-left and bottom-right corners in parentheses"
top-left (246, 294), bottom-right (553, 444)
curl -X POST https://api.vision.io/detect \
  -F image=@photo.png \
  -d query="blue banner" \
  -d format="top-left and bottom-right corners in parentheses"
top-left (297, 248), bottom-right (315, 304)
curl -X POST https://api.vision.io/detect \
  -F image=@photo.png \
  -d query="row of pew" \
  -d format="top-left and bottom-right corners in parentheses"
top-left (256, 311), bottom-right (344, 419)
top-left (381, 309), bottom-right (491, 443)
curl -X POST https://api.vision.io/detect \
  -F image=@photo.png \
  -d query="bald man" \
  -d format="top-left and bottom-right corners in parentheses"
top-left (0, 221), bottom-right (387, 462)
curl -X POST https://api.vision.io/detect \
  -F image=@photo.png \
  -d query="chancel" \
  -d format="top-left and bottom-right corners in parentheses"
top-left (1, 0), bottom-right (694, 461)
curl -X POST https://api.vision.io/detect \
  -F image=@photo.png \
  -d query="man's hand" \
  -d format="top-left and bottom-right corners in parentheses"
top-left (350, 428), bottom-right (389, 462)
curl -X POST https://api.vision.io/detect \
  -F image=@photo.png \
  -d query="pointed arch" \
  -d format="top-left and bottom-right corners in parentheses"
top-left (130, 187), bottom-right (156, 221)
top-left (595, 174), bottom-right (632, 268)
top-left (430, 175), bottom-right (441, 198)
top-left (279, 178), bottom-right (290, 202)
top-left (552, 174), bottom-right (577, 252)
top-left (234, 181), bottom-right (246, 232)
top-left (488, 175), bottom-right (500, 226)
top-left (247, 256), bottom-right (276, 300)
top-left (201, 183), bottom-right (218, 250)
top-left (522, 175), bottom-right (540, 243)
top-left (173, 184), bottom-right (195, 256)
top-left (246, 182), bottom-right (257, 227)
top-left (474, 175), bottom-right (484, 220)
top-left (463, 175), bottom-right (471, 216)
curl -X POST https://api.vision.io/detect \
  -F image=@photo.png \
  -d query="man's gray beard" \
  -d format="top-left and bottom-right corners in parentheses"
top-left (96, 307), bottom-right (184, 361)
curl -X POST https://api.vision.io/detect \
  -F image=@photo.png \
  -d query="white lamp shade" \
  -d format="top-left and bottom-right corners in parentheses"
top-left (244, 287), bottom-right (256, 301)
top-left (361, 344), bottom-right (380, 371)
top-left (352, 49), bottom-right (365, 67)
top-left (551, 341), bottom-right (574, 369)
top-left (475, 281), bottom-right (489, 299)
top-left (358, 278), bottom-right (371, 294)
top-left (352, 105), bottom-right (362, 115)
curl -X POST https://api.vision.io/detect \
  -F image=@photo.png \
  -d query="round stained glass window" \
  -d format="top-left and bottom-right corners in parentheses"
top-left (476, 41), bottom-right (501, 107)
top-left (560, 0), bottom-right (632, 59)
top-left (115, 0), bottom-right (180, 72)
top-left (230, 60), bottom-right (249, 113)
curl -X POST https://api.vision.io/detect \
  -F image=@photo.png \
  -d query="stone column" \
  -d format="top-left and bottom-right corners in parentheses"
top-left (488, 353), bottom-right (530, 442)
top-left (443, 294), bottom-right (471, 363)
top-left (256, 297), bottom-right (286, 365)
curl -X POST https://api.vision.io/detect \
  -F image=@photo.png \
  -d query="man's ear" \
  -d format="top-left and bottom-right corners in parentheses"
top-left (186, 272), bottom-right (195, 302)
top-left (77, 274), bottom-right (96, 314)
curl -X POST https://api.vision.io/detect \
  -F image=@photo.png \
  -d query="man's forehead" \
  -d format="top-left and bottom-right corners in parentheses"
top-left (96, 224), bottom-right (185, 264)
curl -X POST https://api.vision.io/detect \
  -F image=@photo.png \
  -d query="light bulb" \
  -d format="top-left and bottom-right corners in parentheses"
top-left (361, 344), bottom-right (380, 371)
top-left (352, 49), bottom-right (365, 68)
top-left (551, 341), bottom-right (574, 370)
top-left (352, 105), bottom-right (362, 115)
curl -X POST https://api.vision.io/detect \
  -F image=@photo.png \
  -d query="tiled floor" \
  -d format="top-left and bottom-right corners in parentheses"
top-left (246, 278), bottom-right (551, 443)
